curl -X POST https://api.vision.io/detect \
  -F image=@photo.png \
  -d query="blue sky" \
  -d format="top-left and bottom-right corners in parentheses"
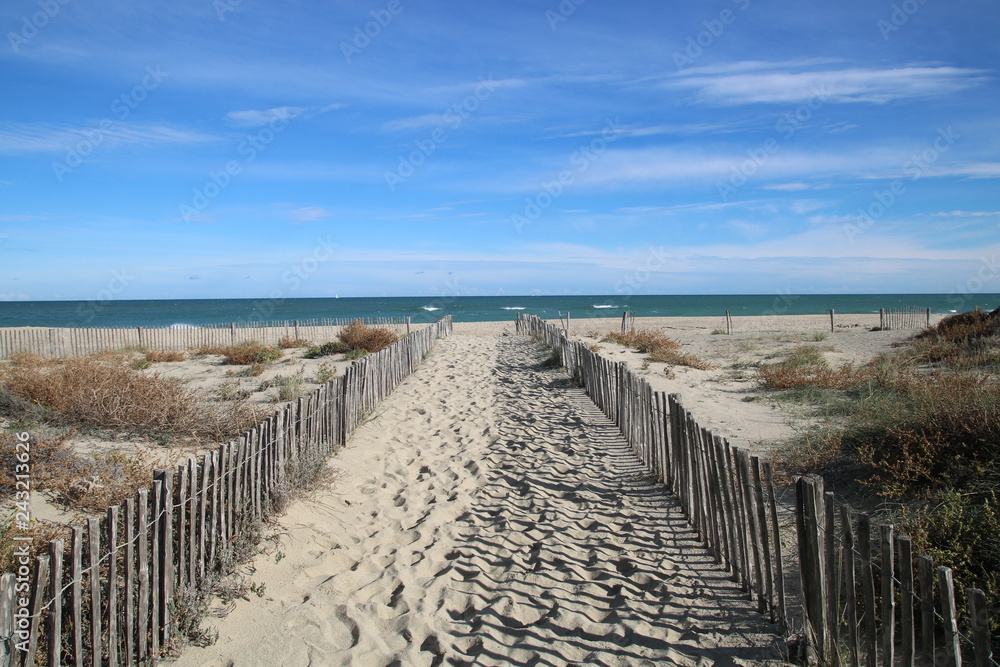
top-left (2, 0), bottom-right (999, 301)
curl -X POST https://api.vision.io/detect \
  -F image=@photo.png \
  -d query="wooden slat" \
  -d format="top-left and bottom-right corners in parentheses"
top-left (968, 587), bottom-right (993, 667)
top-left (70, 526), bottom-right (83, 666)
top-left (125, 497), bottom-right (136, 667)
top-left (880, 525), bottom-right (895, 666)
top-left (47, 539), bottom-right (64, 667)
top-left (137, 488), bottom-right (150, 661)
top-left (841, 506), bottom-right (860, 667)
top-left (859, 514), bottom-right (877, 666)
top-left (88, 517), bottom-right (102, 667)
top-left (918, 555), bottom-right (935, 665)
top-left (938, 566), bottom-right (961, 667)
top-left (898, 536), bottom-right (914, 667)
top-left (107, 506), bottom-right (119, 667)
top-left (25, 555), bottom-right (49, 665)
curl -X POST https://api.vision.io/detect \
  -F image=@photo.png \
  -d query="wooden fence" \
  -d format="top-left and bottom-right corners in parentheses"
top-left (517, 314), bottom-right (997, 666)
top-left (0, 316), bottom-right (452, 666)
top-left (0, 318), bottom-right (413, 359)
top-left (880, 307), bottom-right (931, 331)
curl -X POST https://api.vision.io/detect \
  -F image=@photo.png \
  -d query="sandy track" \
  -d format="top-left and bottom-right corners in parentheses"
top-left (172, 335), bottom-right (785, 666)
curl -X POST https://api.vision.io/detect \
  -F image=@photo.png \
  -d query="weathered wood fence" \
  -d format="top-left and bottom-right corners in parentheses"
top-left (0, 316), bottom-right (452, 666)
top-left (880, 307), bottom-right (931, 331)
top-left (518, 313), bottom-right (997, 666)
top-left (0, 317), bottom-right (413, 359)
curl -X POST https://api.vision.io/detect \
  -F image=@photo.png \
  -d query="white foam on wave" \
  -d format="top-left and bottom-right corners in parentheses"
top-left (421, 306), bottom-right (440, 312)
top-left (592, 304), bottom-right (617, 309)
top-left (501, 306), bottom-right (526, 310)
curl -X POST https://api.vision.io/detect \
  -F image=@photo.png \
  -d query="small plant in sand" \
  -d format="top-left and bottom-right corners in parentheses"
top-left (344, 348), bottom-right (368, 361)
top-left (304, 341), bottom-right (349, 359)
top-left (315, 363), bottom-right (337, 383)
top-left (272, 371), bottom-right (305, 402)
top-left (278, 335), bottom-right (310, 349)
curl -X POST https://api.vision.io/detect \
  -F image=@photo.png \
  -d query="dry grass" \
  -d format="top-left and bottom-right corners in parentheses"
top-left (338, 320), bottom-right (398, 353)
top-left (602, 328), bottom-right (712, 369)
top-left (602, 328), bottom-right (679, 353)
top-left (219, 342), bottom-right (283, 365)
top-left (648, 346), bottom-right (715, 370)
top-left (278, 336), bottom-right (311, 349)
top-left (145, 349), bottom-right (186, 362)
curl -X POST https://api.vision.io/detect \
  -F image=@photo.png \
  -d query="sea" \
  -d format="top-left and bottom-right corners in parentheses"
top-left (0, 294), bottom-right (997, 329)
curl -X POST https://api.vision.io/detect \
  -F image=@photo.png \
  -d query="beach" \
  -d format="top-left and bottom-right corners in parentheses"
top-left (162, 313), bottom-right (935, 665)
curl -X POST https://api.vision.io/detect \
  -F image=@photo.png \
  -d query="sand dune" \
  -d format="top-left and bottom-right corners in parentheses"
top-left (172, 334), bottom-right (786, 666)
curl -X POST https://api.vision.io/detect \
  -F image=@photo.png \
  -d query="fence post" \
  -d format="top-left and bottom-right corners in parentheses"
top-left (829, 309), bottom-right (835, 332)
top-left (880, 308), bottom-right (886, 330)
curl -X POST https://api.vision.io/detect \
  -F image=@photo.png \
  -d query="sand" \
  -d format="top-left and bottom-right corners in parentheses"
top-left (170, 328), bottom-right (804, 666)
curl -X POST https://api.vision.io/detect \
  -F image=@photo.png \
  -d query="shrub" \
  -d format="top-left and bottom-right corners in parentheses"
top-left (344, 348), bottom-right (368, 361)
top-left (220, 342), bottom-right (282, 365)
top-left (337, 320), bottom-right (398, 353)
top-left (145, 349), bottom-right (186, 362)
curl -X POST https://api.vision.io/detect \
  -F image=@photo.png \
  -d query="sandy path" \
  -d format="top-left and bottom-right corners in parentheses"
top-left (173, 335), bottom-right (785, 666)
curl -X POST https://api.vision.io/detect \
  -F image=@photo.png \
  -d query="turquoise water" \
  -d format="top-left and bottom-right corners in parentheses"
top-left (0, 294), bottom-right (996, 328)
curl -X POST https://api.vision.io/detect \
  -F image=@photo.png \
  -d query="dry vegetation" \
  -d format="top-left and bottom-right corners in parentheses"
top-left (764, 307), bottom-right (1000, 627)
top-left (602, 328), bottom-right (713, 370)
top-left (0, 351), bottom-right (265, 440)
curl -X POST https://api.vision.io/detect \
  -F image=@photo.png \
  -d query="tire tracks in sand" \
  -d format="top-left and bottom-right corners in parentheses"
top-left (172, 335), bottom-right (785, 666)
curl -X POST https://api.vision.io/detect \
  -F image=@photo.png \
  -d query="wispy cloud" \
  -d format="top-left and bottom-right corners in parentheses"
top-left (664, 63), bottom-right (988, 106)
top-left (285, 206), bottom-right (334, 222)
top-left (223, 104), bottom-right (344, 127)
top-left (0, 122), bottom-right (215, 154)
